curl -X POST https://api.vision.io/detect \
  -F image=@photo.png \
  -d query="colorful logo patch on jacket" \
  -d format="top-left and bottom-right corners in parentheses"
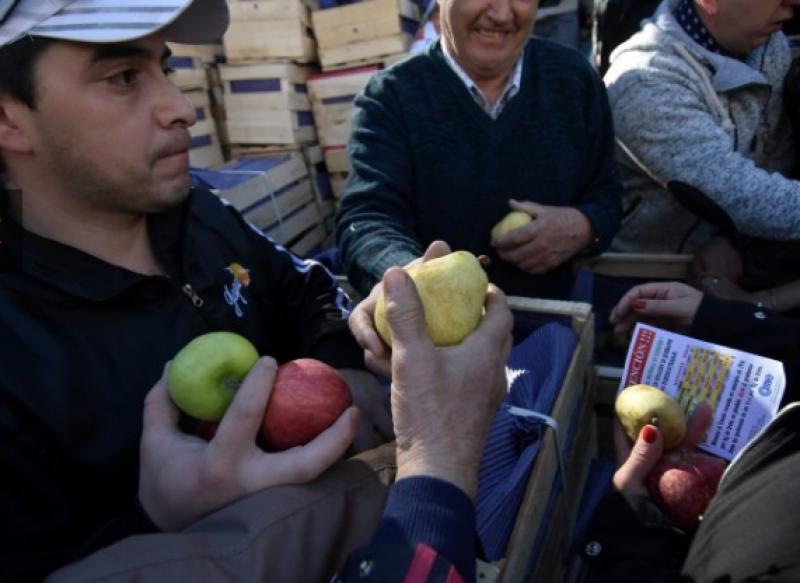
top-left (224, 262), bottom-right (250, 318)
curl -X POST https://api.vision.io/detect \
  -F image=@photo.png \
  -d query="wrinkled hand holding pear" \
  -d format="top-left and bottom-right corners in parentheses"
top-left (491, 211), bottom-right (533, 239)
top-left (374, 251), bottom-right (489, 347)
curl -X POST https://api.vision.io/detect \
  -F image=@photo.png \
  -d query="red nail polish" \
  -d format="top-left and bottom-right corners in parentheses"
top-left (631, 299), bottom-right (647, 310)
top-left (642, 425), bottom-right (658, 444)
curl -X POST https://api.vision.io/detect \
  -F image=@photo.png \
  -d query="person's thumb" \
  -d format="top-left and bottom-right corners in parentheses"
top-left (383, 268), bottom-right (430, 349)
top-left (613, 425), bottom-right (664, 493)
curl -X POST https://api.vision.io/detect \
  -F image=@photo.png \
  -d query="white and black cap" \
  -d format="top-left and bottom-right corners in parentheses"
top-left (0, 0), bottom-right (229, 48)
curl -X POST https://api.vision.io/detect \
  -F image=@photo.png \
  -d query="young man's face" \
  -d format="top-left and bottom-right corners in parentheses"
top-left (439, 0), bottom-right (538, 81)
top-left (710, 0), bottom-right (798, 55)
top-left (11, 33), bottom-right (196, 214)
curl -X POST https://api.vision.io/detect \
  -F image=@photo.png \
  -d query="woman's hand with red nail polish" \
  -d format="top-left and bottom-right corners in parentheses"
top-left (609, 281), bottom-right (704, 333)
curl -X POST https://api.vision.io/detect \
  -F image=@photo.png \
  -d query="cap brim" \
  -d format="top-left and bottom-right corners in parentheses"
top-left (27, 0), bottom-right (229, 45)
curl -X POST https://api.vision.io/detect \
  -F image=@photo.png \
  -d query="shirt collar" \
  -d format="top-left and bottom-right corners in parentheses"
top-left (0, 188), bottom-right (188, 301)
top-left (440, 40), bottom-right (524, 119)
top-left (673, 0), bottom-right (733, 58)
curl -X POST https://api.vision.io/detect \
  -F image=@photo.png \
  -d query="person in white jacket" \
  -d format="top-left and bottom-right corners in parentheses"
top-left (604, 0), bottom-right (800, 257)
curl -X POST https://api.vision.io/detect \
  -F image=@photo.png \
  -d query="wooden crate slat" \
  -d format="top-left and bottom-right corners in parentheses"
top-left (224, 20), bottom-right (316, 62)
top-left (319, 33), bottom-right (411, 70)
top-left (576, 252), bottom-right (693, 279)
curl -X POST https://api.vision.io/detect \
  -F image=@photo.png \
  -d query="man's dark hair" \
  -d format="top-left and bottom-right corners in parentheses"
top-left (0, 36), bottom-right (54, 174)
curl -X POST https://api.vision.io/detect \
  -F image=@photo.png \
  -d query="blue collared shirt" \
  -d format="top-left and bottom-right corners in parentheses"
top-left (441, 41), bottom-right (524, 119)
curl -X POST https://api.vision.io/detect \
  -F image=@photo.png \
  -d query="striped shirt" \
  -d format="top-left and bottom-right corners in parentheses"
top-left (441, 41), bottom-right (524, 119)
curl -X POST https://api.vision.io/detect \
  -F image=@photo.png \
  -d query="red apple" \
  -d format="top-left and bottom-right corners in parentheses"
top-left (645, 450), bottom-right (727, 531)
top-left (260, 359), bottom-right (352, 451)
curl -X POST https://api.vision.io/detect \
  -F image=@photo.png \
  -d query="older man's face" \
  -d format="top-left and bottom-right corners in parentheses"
top-left (439, 0), bottom-right (538, 81)
top-left (712, 0), bottom-right (798, 55)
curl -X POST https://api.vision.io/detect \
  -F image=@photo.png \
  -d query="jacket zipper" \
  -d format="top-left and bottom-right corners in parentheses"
top-left (181, 283), bottom-right (204, 308)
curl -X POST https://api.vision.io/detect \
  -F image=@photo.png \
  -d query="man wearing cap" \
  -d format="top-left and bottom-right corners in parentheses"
top-left (335, 0), bottom-right (622, 301)
top-left (0, 2), bottom-right (518, 581)
top-left (0, 1), bottom-right (390, 580)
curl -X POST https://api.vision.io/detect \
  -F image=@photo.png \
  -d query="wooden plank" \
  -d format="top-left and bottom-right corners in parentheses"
top-left (243, 178), bottom-right (314, 231)
top-left (329, 172), bottom-right (348, 198)
top-left (497, 306), bottom-right (594, 582)
top-left (324, 147), bottom-right (350, 173)
top-left (576, 252), bottom-right (693, 279)
top-left (289, 223), bottom-right (328, 257)
top-left (265, 200), bottom-right (323, 244)
top-left (315, 12), bottom-right (406, 48)
top-left (169, 67), bottom-right (207, 91)
top-left (189, 134), bottom-right (224, 169)
top-left (307, 66), bottom-right (377, 100)
top-left (217, 153), bottom-right (309, 210)
top-left (529, 397), bottom-right (596, 583)
top-left (189, 118), bottom-right (216, 139)
top-left (318, 33), bottom-right (411, 70)
top-left (226, 92), bottom-right (311, 113)
top-left (224, 20), bottom-right (316, 63)
top-left (229, 0), bottom-right (311, 26)
top-left (226, 120), bottom-right (316, 145)
top-left (219, 61), bottom-right (314, 84)
top-left (167, 43), bottom-right (224, 64)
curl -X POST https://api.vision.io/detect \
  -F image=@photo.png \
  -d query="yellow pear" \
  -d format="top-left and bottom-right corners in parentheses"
top-left (374, 251), bottom-right (489, 347)
top-left (491, 211), bottom-right (533, 239)
top-left (615, 384), bottom-right (688, 450)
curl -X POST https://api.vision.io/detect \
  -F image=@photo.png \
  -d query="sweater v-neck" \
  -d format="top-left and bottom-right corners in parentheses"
top-left (429, 42), bottom-right (529, 136)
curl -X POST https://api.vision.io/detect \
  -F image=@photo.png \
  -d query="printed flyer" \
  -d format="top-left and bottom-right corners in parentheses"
top-left (619, 323), bottom-right (786, 461)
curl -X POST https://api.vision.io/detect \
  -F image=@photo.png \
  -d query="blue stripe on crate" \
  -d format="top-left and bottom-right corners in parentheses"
top-left (230, 78), bottom-right (282, 93)
top-left (321, 94), bottom-right (355, 106)
top-left (240, 177), bottom-right (305, 215)
top-left (195, 107), bottom-right (206, 121)
top-left (168, 56), bottom-right (196, 69)
top-left (296, 111), bottom-right (315, 127)
top-left (475, 322), bottom-right (579, 561)
top-left (190, 135), bottom-right (212, 149)
top-left (294, 83), bottom-right (307, 94)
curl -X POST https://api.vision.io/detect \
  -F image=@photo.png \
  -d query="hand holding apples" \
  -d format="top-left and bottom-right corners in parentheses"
top-left (139, 357), bottom-right (360, 531)
top-left (613, 401), bottom-right (727, 530)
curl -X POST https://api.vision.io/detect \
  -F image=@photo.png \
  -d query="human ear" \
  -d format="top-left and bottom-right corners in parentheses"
top-left (0, 98), bottom-right (33, 156)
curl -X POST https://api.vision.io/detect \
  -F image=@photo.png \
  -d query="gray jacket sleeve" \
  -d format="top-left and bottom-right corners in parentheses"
top-left (608, 68), bottom-right (800, 240)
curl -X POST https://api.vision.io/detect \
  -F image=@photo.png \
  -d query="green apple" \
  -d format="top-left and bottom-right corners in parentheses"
top-left (167, 331), bottom-right (259, 421)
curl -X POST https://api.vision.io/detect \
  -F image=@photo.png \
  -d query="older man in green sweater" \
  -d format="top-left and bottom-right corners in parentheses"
top-left (336, 0), bottom-right (622, 300)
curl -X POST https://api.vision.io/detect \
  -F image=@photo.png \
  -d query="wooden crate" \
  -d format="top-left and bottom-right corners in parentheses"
top-left (576, 252), bottom-right (693, 280)
top-left (329, 171), bottom-right (348, 198)
top-left (308, 66), bottom-right (377, 146)
top-left (224, 18), bottom-right (316, 63)
top-left (221, 62), bottom-right (313, 113)
top-left (323, 146), bottom-right (350, 173)
top-left (312, 0), bottom-right (418, 70)
top-left (229, 0), bottom-right (314, 25)
top-left (167, 42), bottom-right (224, 64)
top-left (482, 297), bottom-right (596, 583)
top-left (312, 0), bottom-right (419, 48)
top-left (168, 56), bottom-right (208, 91)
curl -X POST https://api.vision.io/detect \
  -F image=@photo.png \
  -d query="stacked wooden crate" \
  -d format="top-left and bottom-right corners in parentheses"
top-left (168, 43), bottom-right (226, 168)
top-left (229, 144), bottom-right (337, 242)
top-left (307, 65), bottom-right (378, 198)
top-left (311, 0), bottom-right (420, 71)
top-left (196, 153), bottom-right (329, 256)
top-left (221, 1), bottom-right (319, 148)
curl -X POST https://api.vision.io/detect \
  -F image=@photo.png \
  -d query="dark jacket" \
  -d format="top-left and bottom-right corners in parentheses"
top-left (336, 39), bottom-right (622, 299)
top-left (0, 187), bottom-right (362, 582)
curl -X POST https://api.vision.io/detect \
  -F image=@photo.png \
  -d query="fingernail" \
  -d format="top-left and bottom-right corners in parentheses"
top-left (642, 425), bottom-right (658, 444)
top-left (631, 299), bottom-right (647, 310)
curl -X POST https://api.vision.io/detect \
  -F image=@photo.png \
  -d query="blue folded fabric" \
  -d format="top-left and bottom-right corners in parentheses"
top-left (476, 321), bottom-right (578, 561)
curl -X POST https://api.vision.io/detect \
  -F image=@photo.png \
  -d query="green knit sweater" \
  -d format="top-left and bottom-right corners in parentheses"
top-left (336, 39), bottom-right (622, 298)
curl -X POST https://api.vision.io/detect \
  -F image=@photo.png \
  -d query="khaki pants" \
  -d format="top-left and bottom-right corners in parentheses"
top-left (48, 445), bottom-right (396, 583)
